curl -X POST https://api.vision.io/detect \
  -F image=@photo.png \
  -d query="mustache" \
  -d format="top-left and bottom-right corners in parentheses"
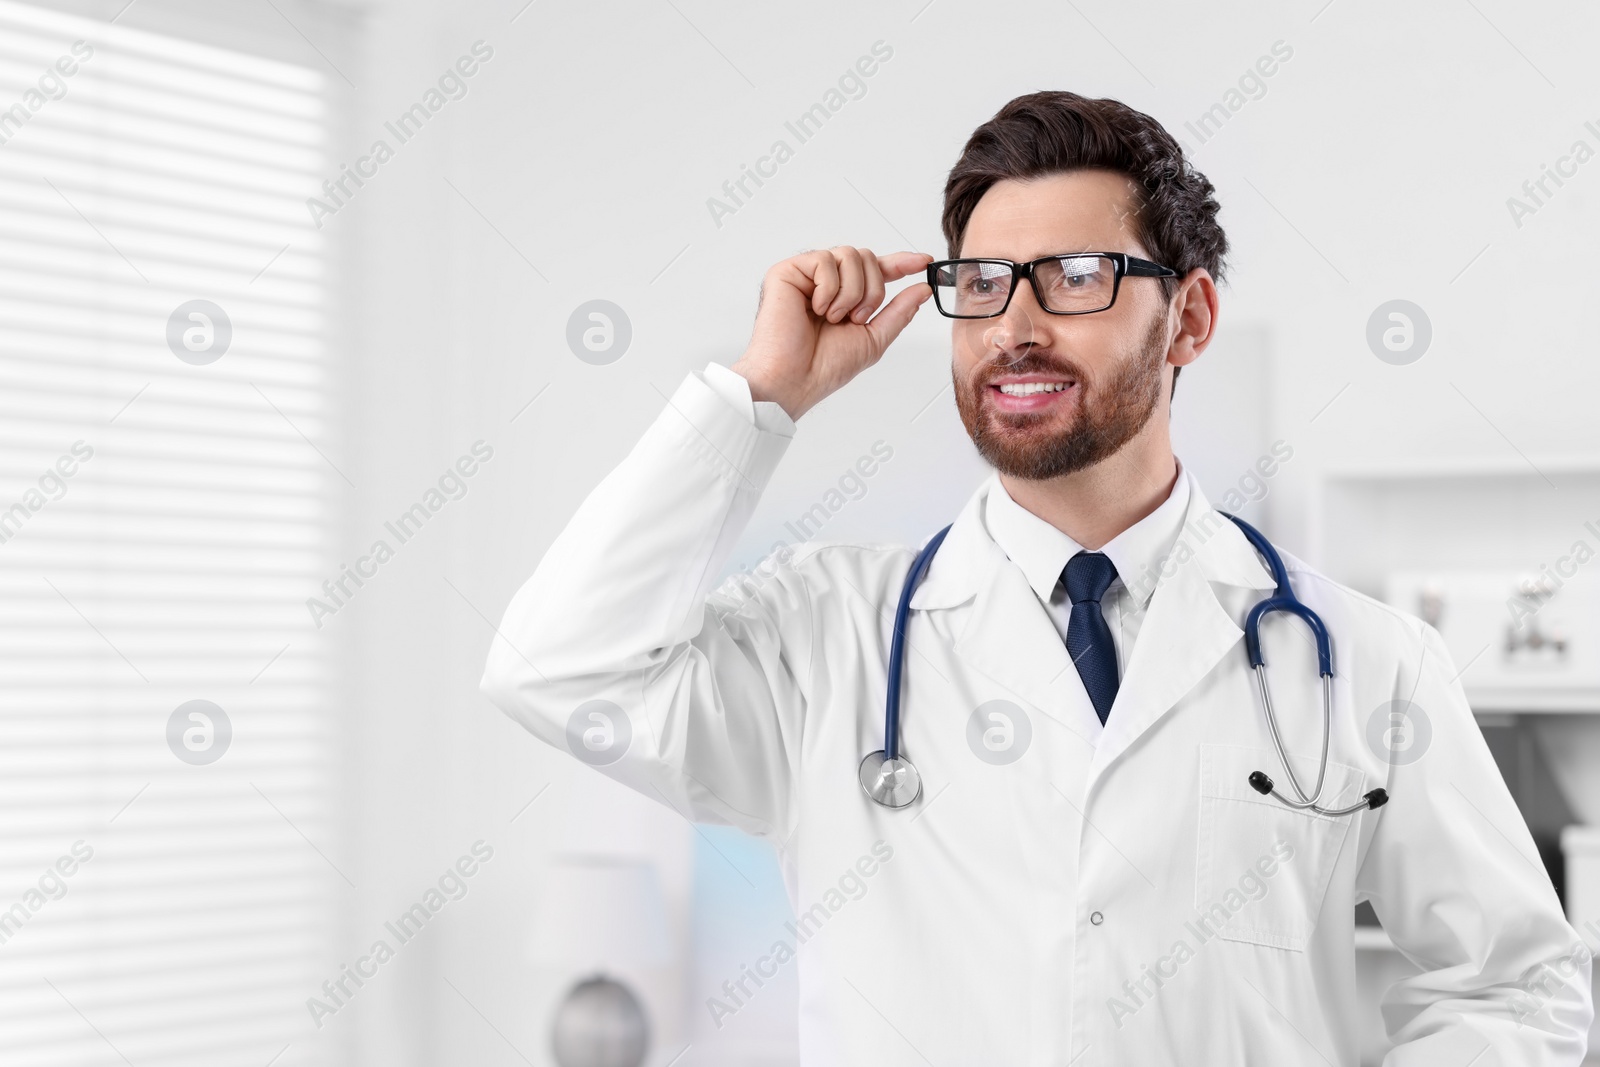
top-left (974, 351), bottom-right (1087, 385)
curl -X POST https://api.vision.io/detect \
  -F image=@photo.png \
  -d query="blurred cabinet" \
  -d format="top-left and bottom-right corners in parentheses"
top-left (1312, 460), bottom-right (1600, 1065)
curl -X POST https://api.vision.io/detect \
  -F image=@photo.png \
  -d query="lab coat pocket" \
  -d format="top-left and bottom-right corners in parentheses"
top-left (1195, 744), bottom-right (1363, 951)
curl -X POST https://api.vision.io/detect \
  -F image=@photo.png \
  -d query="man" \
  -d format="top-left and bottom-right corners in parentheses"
top-left (482, 92), bottom-right (1592, 1064)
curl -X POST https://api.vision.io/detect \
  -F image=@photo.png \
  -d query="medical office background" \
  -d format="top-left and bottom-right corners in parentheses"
top-left (1, 0), bottom-right (1597, 1063)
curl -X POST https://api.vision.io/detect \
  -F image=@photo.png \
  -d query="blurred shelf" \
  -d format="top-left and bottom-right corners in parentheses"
top-left (1320, 456), bottom-right (1600, 481)
top-left (1472, 696), bottom-right (1600, 715)
top-left (1310, 462), bottom-right (1600, 596)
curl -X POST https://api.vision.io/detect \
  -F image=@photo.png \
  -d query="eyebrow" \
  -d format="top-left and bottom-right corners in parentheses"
top-left (953, 247), bottom-right (1123, 261)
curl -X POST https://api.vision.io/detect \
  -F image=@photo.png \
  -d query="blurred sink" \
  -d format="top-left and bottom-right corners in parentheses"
top-left (1384, 569), bottom-right (1600, 711)
top-left (1385, 569), bottom-right (1600, 822)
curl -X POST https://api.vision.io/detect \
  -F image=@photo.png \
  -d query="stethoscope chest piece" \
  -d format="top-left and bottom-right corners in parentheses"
top-left (859, 749), bottom-right (921, 808)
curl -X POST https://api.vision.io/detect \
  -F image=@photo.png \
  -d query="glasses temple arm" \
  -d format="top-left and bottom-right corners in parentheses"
top-left (1120, 255), bottom-right (1179, 277)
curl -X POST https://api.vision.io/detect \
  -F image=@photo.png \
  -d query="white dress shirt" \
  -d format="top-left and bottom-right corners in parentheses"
top-left (983, 463), bottom-right (1190, 706)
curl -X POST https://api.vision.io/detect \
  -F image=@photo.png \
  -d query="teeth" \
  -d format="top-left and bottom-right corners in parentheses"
top-left (997, 382), bottom-right (1069, 396)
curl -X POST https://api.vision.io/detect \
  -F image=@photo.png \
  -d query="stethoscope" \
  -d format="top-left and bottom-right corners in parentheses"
top-left (859, 513), bottom-right (1390, 815)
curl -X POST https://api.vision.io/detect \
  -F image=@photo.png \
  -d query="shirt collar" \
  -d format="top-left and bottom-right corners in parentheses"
top-left (982, 459), bottom-right (1192, 608)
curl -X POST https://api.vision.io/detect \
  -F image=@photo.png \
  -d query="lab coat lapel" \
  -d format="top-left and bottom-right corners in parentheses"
top-left (955, 556), bottom-right (1102, 743)
top-left (1087, 481), bottom-right (1280, 788)
top-left (1086, 530), bottom-right (1240, 786)
top-left (909, 479), bottom-right (1100, 744)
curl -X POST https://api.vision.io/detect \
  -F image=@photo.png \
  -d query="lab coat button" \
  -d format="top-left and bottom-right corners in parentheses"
top-left (1089, 910), bottom-right (1104, 925)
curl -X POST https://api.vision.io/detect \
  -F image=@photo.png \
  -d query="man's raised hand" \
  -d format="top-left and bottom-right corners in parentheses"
top-left (731, 247), bottom-right (934, 421)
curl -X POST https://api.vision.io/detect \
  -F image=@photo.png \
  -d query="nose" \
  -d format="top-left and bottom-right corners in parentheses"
top-left (981, 276), bottom-right (1051, 364)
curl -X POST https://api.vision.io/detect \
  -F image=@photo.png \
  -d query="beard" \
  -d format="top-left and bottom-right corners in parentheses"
top-left (953, 309), bottom-right (1168, 481)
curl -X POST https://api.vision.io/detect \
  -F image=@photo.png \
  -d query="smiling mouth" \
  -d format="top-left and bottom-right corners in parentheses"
top-left (995, 381), bottom-right (1070, 397)
top-left (986, 378), bottom-right (1078, 412)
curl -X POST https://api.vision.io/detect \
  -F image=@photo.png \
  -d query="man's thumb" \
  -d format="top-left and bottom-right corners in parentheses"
top-left (864, 283), bottom-right (932, 355)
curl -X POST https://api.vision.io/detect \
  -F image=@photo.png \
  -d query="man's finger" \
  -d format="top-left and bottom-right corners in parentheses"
top-left (854, 252), bottom-right (885, 324)
top-left (828, 247), bottom-right (865, 323)
top-left (805, 251), bottom-right (841, 317)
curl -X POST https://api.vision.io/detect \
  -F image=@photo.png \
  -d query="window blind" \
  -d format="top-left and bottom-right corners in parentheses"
top-left (0, 2), bottom-right (340, 1063)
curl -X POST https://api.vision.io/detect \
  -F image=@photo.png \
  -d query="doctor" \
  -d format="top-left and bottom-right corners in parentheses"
top-left (482, 90), bottom-right (1593, 1064)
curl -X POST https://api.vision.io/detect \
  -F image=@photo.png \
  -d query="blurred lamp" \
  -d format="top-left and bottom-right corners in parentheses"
top-left (531, 856), bottom-right (671, 1067)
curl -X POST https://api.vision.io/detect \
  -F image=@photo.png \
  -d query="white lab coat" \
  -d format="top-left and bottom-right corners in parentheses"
top-left (481, 367), bottom-right (1594, 1066)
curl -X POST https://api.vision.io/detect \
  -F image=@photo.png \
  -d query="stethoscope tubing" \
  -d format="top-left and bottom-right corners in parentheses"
top-left (882, 524), bottom-right (951, 762)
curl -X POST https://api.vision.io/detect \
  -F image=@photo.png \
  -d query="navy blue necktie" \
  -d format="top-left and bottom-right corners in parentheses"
top-left (1063, 551), bottom-right (1120, 725)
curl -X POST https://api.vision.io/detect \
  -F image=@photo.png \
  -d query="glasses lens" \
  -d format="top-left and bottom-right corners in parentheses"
top-left (934, 260), bottom-right (1013, 317)
top-left (1033, 255), bottom-right (1114, 313)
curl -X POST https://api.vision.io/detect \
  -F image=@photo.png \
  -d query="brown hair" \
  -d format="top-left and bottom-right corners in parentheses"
top-left (941, 91), bottom-right (1227, 391)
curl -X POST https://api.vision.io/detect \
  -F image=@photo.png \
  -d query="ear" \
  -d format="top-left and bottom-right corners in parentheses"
top-left (1167, 268), bottom-right (1219, 370)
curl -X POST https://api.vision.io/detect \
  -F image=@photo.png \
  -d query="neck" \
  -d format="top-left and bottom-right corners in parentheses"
top-left (997, 421), bottom-right (1178, 551)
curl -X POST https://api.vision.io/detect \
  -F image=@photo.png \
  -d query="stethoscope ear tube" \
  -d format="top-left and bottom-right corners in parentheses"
top-left (1250, 768), bottom-right (1389, 814)
top-left (1223, 512), bottom-right (1388, 818)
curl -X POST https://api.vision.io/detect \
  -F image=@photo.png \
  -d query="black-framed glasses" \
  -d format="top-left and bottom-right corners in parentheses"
top-left (926, 252), bottom-right (1178, 318)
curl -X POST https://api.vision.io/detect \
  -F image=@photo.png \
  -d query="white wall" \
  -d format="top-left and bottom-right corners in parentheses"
top-left (323, 0), bottom-right (1600, 1062)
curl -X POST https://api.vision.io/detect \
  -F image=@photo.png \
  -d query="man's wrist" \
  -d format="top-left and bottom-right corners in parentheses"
top-left (731, 359), bottom-right (805, 421)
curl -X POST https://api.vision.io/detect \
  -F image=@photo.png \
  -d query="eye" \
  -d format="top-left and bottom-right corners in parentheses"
top-left (953, 263), bottom-right (1011, 298)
